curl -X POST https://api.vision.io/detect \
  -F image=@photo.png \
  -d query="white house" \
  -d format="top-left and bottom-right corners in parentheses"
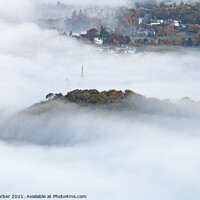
top-left (173, 20), bottom-right (180, 27)
top-left (157, 19), bottom-right (164, 24)
top-left (94, 37), bottom-right (103, 45)
top-left (72, 33), bottom-right (80, 37)
top-left (151, 22), bottom-right (161, 26)
top-left (81, 30), bottom-right (87, 35)
top-left (138, 18), bottom-right (143, 24)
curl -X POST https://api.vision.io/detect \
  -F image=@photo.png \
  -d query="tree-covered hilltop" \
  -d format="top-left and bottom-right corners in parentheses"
top-left (45, 89), bottom-right (144, 110)
top-left (46, 89), bottom-right (142, 104)
top-left (23, 89), bottom-right (200, 116)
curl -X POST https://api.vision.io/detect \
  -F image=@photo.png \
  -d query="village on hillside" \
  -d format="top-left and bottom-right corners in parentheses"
top-left (38, 0), bottom-right (200, 53)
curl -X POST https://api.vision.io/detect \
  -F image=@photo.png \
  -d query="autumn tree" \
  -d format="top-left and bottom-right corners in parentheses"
top-left (189, 24), bottom-right (200, 33)
top-left (86, 28), bottom-right (99, 41)
top-left (157, 26), bottom-right (165, 36)
top-left (162, 39), bottom-right (173, 45)
top-left (149, 40), bottom-right (158, 46)
top-left (173, 37), bottom-right (183, 46)
top-left (116, 8), bottom-right (139, 34)
top-left (124, 90), bottom-right (134, 98)
top-left (193, 32), bottom-right (200, 44)
top-left (164, 25), bottom-right (174, 36)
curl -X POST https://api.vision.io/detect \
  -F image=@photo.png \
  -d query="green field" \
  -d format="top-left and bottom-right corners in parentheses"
top-left (130, 31), bottom-right (194, 41)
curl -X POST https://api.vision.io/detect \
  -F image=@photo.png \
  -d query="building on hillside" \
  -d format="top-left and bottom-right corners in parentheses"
top-left (94, 37), bottom-right (103, 45)
top-left (81, 30), bottom-right (87, 35)
top-left (72, 32), bottom-right (80, 37)
top-left (173, 20), bottom-right (180, 27)
top-left (157, 19), bottom-right (164, 24)
top-left (138, 29), bottom-right (148, 36)
top-left (148, 29), bottom-right (156, 37)
top-left (139, 18), bottom-right (143, 24)
top-left (151, 22), bottom-right (161, 26)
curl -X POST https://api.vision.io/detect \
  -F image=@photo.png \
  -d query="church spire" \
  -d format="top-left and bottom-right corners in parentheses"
top-left (81, 65), bottom-right (84, 78)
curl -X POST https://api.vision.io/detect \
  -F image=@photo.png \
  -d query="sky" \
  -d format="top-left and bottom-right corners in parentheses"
top-left (0, 0), bottom-right (200, 199)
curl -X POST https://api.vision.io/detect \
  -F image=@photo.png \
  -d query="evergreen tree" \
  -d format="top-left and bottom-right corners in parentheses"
top-left (158, 38), bottom-right (162, 45)
top-left (99, 26), bottom-right (110, 40)
top-left (187, 37), bottom-right (193, 46)
top-left (125, 35), bottom-right (131, 44)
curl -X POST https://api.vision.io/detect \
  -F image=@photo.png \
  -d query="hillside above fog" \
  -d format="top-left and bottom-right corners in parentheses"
top-left (22, 89), bottom-right (200, 116)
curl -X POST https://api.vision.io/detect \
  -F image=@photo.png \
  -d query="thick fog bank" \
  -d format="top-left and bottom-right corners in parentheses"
top-left (0, 97), bottom-right (200, 146)
top-left (0, 97), bottom-right (200, 200)
top-left (0, 107), bottom-right (200, 199)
